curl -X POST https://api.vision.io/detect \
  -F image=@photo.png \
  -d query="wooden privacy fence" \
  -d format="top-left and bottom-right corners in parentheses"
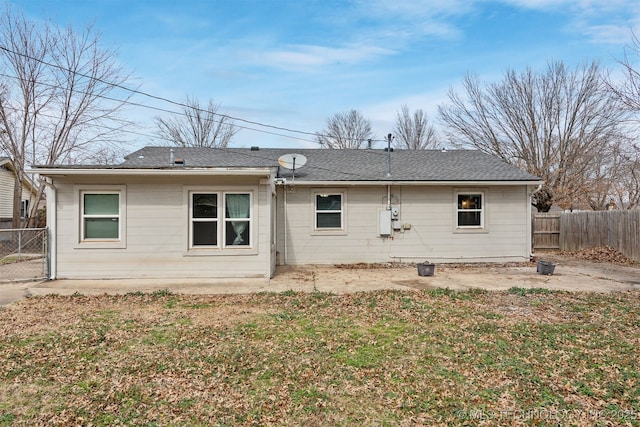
top-left (532, 213), bottom-right (561, 250)
top-left (560, 210), bottom-right (640, 263)
top-left (533, 210), bottom-right (640, 263)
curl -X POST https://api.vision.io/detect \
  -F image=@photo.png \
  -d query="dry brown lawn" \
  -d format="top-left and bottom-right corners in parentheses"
top-left (1, 287), bottom-right (639, 426)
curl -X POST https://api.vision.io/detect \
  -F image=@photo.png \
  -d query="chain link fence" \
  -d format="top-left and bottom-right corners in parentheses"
top-left (0, 228), bottom-right (48, 282)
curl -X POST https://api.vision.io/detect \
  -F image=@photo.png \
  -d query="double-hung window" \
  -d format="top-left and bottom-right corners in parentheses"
top-left (191, 193), bottom-right (218, 246)
top-left (456, 193), bottom-right (483, 228)
top-left (315, 193), bottom-right (343, 230)
top-left (224, 193), bottom-right (251, 246)
top-left (190, 191), bottom-right (252, 249)
top-left (81, 192), bottom-right (121, 240)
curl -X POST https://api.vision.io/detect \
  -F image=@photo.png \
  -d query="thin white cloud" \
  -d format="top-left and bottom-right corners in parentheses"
top-left (579, 23), bottom-right (638, 45)
top-left (359, 0), bottom-right (474, 19)
top-left (240, 43), bottom-right (395, 71)
top-left (353, 0), bottom-right (472, 40)
top-left (498, 0), bottom-right (640, 45)
top-left (221, 1), bottom-right (475, 75)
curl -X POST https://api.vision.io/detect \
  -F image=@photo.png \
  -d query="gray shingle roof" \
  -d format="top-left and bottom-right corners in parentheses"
top-left (118, 147), bottom-right (540, 182)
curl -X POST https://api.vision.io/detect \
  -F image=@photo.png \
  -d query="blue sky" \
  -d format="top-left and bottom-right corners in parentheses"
top-left (10, 0), bottom-right (640, 150)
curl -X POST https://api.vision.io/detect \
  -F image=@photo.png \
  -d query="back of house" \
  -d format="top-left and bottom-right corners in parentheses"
top-left (33, 147), bottom-right (542, 280)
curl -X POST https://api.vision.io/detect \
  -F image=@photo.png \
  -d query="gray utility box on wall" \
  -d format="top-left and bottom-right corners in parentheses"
top-left (379, 209), bottom-right (392, 236)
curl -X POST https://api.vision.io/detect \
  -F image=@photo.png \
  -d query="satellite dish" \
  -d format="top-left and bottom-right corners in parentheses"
top-left (278, 153), bottom-right (307, 170)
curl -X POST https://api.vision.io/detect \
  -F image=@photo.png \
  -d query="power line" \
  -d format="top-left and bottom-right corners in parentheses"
top-left (0, 101), bottom-right (322, 151)
top-left (0, 43), bottom-right (384, 143)
top-left (0, 71), bottom-right (319, 144)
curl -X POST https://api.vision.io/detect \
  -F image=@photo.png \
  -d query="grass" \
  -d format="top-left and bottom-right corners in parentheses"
top-left (0, 289), bottom-right (639, 426)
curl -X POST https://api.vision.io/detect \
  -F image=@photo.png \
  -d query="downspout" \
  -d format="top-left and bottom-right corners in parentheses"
top-left (274, 177), bottom-right (287, 265)
top-left (43, 177), bottom-right (57, 280)
top-left (528, 184), bottom-right (543, 260)
top-left (283, 187), bottom-right (287, 265)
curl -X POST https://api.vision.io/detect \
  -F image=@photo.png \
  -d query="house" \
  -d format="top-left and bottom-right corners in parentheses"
top-left (0, 157), bottom-right (39, 229)
top-left (32, 147), bottom-right (543, 280)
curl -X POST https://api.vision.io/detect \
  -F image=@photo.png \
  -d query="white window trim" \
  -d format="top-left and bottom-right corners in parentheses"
top-left (454, 189), bottom-right (488, 233)
top-left (223, 192), bottom-right (254, 249)
top-left (189, 192), bottom-right (219, 249)
top-left (185, 187), bottom-right (257, 255)
top-left (74, 185), bottom-right (127, 249)
top-left (312, 190), bottom-right (347, 235)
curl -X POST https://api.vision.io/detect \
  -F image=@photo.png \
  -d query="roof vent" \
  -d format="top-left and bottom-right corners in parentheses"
top-left (174, 158), bottom-right (185, 166)
top-left (250, 146), bottom-right (260, 151)
top-left (384, 147), bottom-right (394, 152)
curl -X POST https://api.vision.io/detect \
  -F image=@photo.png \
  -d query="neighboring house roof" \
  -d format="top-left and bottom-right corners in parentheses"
top-left (33, 147), bottom-right (542, 183)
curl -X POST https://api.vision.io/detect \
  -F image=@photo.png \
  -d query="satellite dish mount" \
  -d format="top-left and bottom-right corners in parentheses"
top-left (278, 153), bottom-right (307, 182)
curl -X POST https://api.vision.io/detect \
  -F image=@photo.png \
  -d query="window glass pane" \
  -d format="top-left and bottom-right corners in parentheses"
top-left (84, 194), bottom-right (119, 215)
top-left (225, 194), bottom-right (250, 219)
top-left (85, 218), bottom-right (119, 239)
top-left (21, 200), bottom-right (29, 218)
top-left (193, 194), bottom-right (217, 218)
top-left (193, 222), bottom-right (217, 246)
top-left (225, 221), bottom-right (250, 246)
top-left (458, 194), bottom-right (481, 210)
top-left (316, 194), bottom-right (341, 211)
top-left (458, 211), bottom-right (481, 227)
top-left (317, 212), bottom-right (341, 228)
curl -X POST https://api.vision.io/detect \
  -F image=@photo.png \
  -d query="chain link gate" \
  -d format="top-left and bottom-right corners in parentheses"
top-left (0, 228), bottom-right (49, 282)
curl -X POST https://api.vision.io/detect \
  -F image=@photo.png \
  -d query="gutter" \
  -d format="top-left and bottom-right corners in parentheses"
top-left (29, 167), bottom-right (274, 177)
top-left (280, 180), bottom-right (544, 187)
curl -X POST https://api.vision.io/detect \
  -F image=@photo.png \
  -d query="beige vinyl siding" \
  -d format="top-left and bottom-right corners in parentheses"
top-left (0, 167), bottom-right (37, 219)
top-left (53, 175), bottom-right (272, 279)
top-left (277, 184), bottom-right (530, 264)
top-left (0, 168), bottom-right (13, 218)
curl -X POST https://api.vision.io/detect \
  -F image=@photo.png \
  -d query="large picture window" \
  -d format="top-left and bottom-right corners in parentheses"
top-left (81, 192), bottom-right (120, 240)
top-left (457, 193), bottom-right (483, 228)
top-left (190, 191), bottom-right (252, 249)
top-left (315, 193), bottom-right (343, 229)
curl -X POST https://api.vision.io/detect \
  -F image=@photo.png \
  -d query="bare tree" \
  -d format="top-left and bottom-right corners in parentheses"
top-left (393, 105), bottom-right (438, 149)
top-left (606, 32), bottom-right (640, 210)
top-left (0, 6), bottom-right (133, 227)
top-left (610, 145), bottom-right (640, 209)
top-left (438, 61), bottom-right (628, 212)
top-left (316, 109), bottom-right (373, 149)
top-left (154, 96), bottom-right (237, 148)
top-left (608, 31), bottom-right (640, 115)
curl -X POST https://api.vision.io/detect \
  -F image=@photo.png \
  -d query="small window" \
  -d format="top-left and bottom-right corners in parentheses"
top-left (457, 193), bottom-right (483, 228)
top-left (315, 193), bottom-right (342, 229)
top-left (82, 193), bottom-right (120, 240)
top-left (20, 200), bottom-right (29, 218)
top-left (191, 193), bottom-right (218, 247)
